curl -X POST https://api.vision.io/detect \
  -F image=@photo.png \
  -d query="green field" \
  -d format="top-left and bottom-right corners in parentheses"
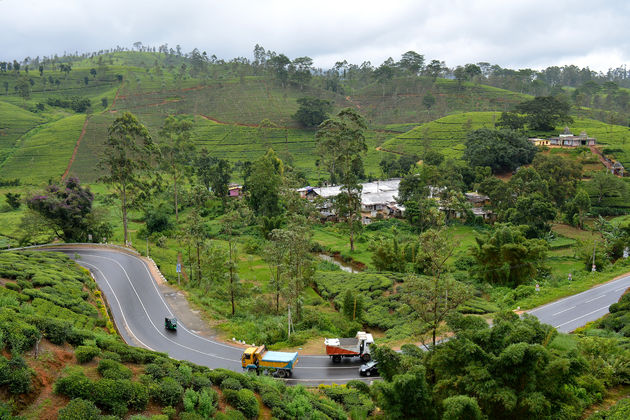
top-left (0, 114), bottom-right (85, 184)
top-left (379, 111), bottom-right (501, 158)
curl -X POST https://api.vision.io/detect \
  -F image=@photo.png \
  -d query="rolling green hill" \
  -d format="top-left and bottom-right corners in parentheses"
top-left (379, 111), bottom-right (501, 159)
top-left (0, 114), bottom-right (85, 184)
top-left (0, 101), bottom-right (47, 167)
top-left (379, 111), bottom-right (630, 167)
top-left (0, 50), bottom-right (616, 187)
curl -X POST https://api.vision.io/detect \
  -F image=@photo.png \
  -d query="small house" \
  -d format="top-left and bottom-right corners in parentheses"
top-left (548, 128), bottom-right (596, 147)
top-left (465, 192), bottom-right (490, 207)
top-left (228, 184), bottom-right (243, 198)
top-left (529, 138), bottom-right (550, 146)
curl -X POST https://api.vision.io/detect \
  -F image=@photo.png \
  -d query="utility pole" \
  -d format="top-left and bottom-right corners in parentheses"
top-left (146, 237), bottom-right (149, 258)
top-left (592, 240), bottom-right (597, 272)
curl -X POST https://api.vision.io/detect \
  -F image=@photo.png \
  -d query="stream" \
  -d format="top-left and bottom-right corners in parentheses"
top-left (317, 253), bottom-right (360, 273)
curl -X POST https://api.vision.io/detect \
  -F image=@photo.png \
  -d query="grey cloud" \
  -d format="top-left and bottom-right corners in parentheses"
top-left (0, 0), bottom-right (629, 72)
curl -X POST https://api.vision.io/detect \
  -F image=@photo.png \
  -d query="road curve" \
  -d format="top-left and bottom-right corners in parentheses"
top-left (527, 274), bottom-right (630, 332)
top-left (17, 245), bottom-right (630, 383)
top-left (46, 247), bottom-right (372, 385)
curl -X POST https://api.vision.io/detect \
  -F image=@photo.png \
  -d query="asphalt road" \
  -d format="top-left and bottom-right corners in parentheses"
top-left (27, 246), bottom-right (630, 384)
top-left (53, 247), bottom-right (372, 385)
top-left (527, 274), bottom-right (630, 332)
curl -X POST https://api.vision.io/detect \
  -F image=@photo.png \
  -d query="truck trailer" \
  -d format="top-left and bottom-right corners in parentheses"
top-left (241, 345), bottom-right (298, 378)
top-left (325, 331), bottom-right (374, 363)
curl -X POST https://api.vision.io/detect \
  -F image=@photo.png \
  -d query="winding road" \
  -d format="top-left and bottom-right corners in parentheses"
top-left (18, 245), bottom-right (630, 384)
top-left (54, 247), bottom-right (371, 385)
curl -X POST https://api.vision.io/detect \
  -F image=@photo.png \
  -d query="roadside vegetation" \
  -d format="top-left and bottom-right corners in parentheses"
top-left (2, 45), bottom-right (630, 418)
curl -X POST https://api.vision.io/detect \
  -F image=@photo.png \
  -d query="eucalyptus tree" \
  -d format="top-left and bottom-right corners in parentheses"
top-left (316, 108), bottom-right (367, 251)
top-left (405, 228), bottom-right (472, 348)
top-left (158, 115), bottom-right (194, 222)
top-left (99, 112), bottom-right (156, 245)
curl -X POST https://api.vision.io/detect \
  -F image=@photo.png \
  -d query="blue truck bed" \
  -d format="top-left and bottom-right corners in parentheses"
top-left (262, 351), bottom-right (298, 364)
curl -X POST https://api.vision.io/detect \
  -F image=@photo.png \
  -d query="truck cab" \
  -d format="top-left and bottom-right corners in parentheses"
top-left (241, 345), bottom-right (265, 369)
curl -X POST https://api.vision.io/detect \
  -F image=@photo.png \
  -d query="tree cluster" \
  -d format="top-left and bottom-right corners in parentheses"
top-left (372, 311), bottom-right (616, 420)
top-left (25, 177), bottom-right (111, 243)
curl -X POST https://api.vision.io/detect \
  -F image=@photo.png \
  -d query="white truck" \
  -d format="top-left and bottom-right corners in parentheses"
top-left (325, 331), bottom-right (374, 363)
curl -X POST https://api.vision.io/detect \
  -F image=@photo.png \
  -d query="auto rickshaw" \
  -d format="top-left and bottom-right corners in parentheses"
top-left (165, 317), bottom-right (177, 331)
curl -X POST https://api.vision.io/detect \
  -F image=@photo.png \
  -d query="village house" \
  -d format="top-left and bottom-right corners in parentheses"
top-left (530, 127), bottom-right (596, 147)
top-left (464, 191), bottom-right (495, 221)
top-left (228, 184), bottom-right (243, 198)
top-left (298, 179), bottom-right (496, 224)
top-left (550, 128), bottom-right (596, 147)
top-left (529, 138), bottom-right (550, 146)
top-left (298, 179), bottom-right (401, 224)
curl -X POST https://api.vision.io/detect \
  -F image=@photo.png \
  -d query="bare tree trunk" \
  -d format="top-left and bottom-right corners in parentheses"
top-left (196, 240), bottom-right (201, 282)
top-left (276, 271), bottom-right (280, 314)
top-left (174, 172), bottom-right (178, 222)
top-left (122, 184), bottom-right (128, 245)
top-left (229, 237), bottom-right (235, 316)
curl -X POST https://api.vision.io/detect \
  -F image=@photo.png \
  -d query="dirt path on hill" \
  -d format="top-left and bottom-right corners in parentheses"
top-left (61, 116), bottom-right (90, 182)
top-left (375, 146), bottom-right (405, 155)
top-left (110, 81), bottom-right (125, 111)
top-left (198, 114), bottom-right (292, 130)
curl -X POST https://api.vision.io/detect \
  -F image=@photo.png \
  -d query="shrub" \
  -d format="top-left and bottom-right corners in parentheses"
top-left (223, 388), bottom-right (259, 419)
top-left (66, 328), bottom-right (95, 346)
top-left (214, 409), bottom-right (246, 420)
top-left (345, 380), bottom-right (370, 394)
top-left (129, 382), bottom-right (149, 411)
top-left (183, 388), bottom-right (199, 412)
top-left (92, 378), bottom-right (134, 416)
top-left (221, 377), bottom-right (243, 391)
top-left (75, 345), bottom-right (100, 363)
top-left (54, 372), bottom-right (94, 400)
top-left (198, 388), bottom-right (218, 418)
top-left (4, 282), bottom-right (20, 292)
top-left (180, 413), bottom-right (204, 420)
top-left (0, 317), bottom-right (41, 353)
top-left (0, 355), bottom-right (33, 394)
top-left (57, 398), bottom-right (101, 420)
top-left (260, 388), bottom-right (284, 410)
top-left (208, 368), bottom-right (254, 390)
top-left (97, 359), bottom-right (132, 379)
top-left (175, 363), bottom-right (193, 387)
top-left (100, 351), bottom-right (122, 362)
top-left (191, 372), bottom-right (212, 390)
top-left (37, 318), bottom-right (72, 345)
top-left (153, 377), bottom-right (184, 407)
top-left (145, 358), bottom-right (176, 380)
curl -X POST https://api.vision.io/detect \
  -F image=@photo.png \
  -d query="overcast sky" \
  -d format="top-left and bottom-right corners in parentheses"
top-left (1, 0), bottom-right (628, 72)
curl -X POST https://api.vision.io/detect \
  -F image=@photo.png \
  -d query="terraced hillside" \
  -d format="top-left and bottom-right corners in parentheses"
top-left (0, 114), bottom-right (86, 184)
top-left (0, 51), bottom-right (602, 186)
top-left (379, 111), bottom-right (501, 159)
top-left (351, 79), bottom-right (530, 125)
top-left (380, 111), bottom-right (630, 167)
top-left (0, 101), bottom-right (47, 167)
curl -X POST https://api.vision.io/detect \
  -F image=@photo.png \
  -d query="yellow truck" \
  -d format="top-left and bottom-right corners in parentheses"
top-left (241, 345), bottom-right (298, 378)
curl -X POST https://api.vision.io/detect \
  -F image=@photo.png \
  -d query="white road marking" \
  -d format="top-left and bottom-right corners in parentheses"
top-left (585, 295), bottom-right (607, 303)
top-left (78, 252), bottom-right (360, 372)
top-left (78, 254), bottom-right (242, 363)
top-left (81, 261), bottom-right (155, 352)
top-left (554, 305), bottom-right (610, 329)
top-left (552, 306), bottom-right (576, 316)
